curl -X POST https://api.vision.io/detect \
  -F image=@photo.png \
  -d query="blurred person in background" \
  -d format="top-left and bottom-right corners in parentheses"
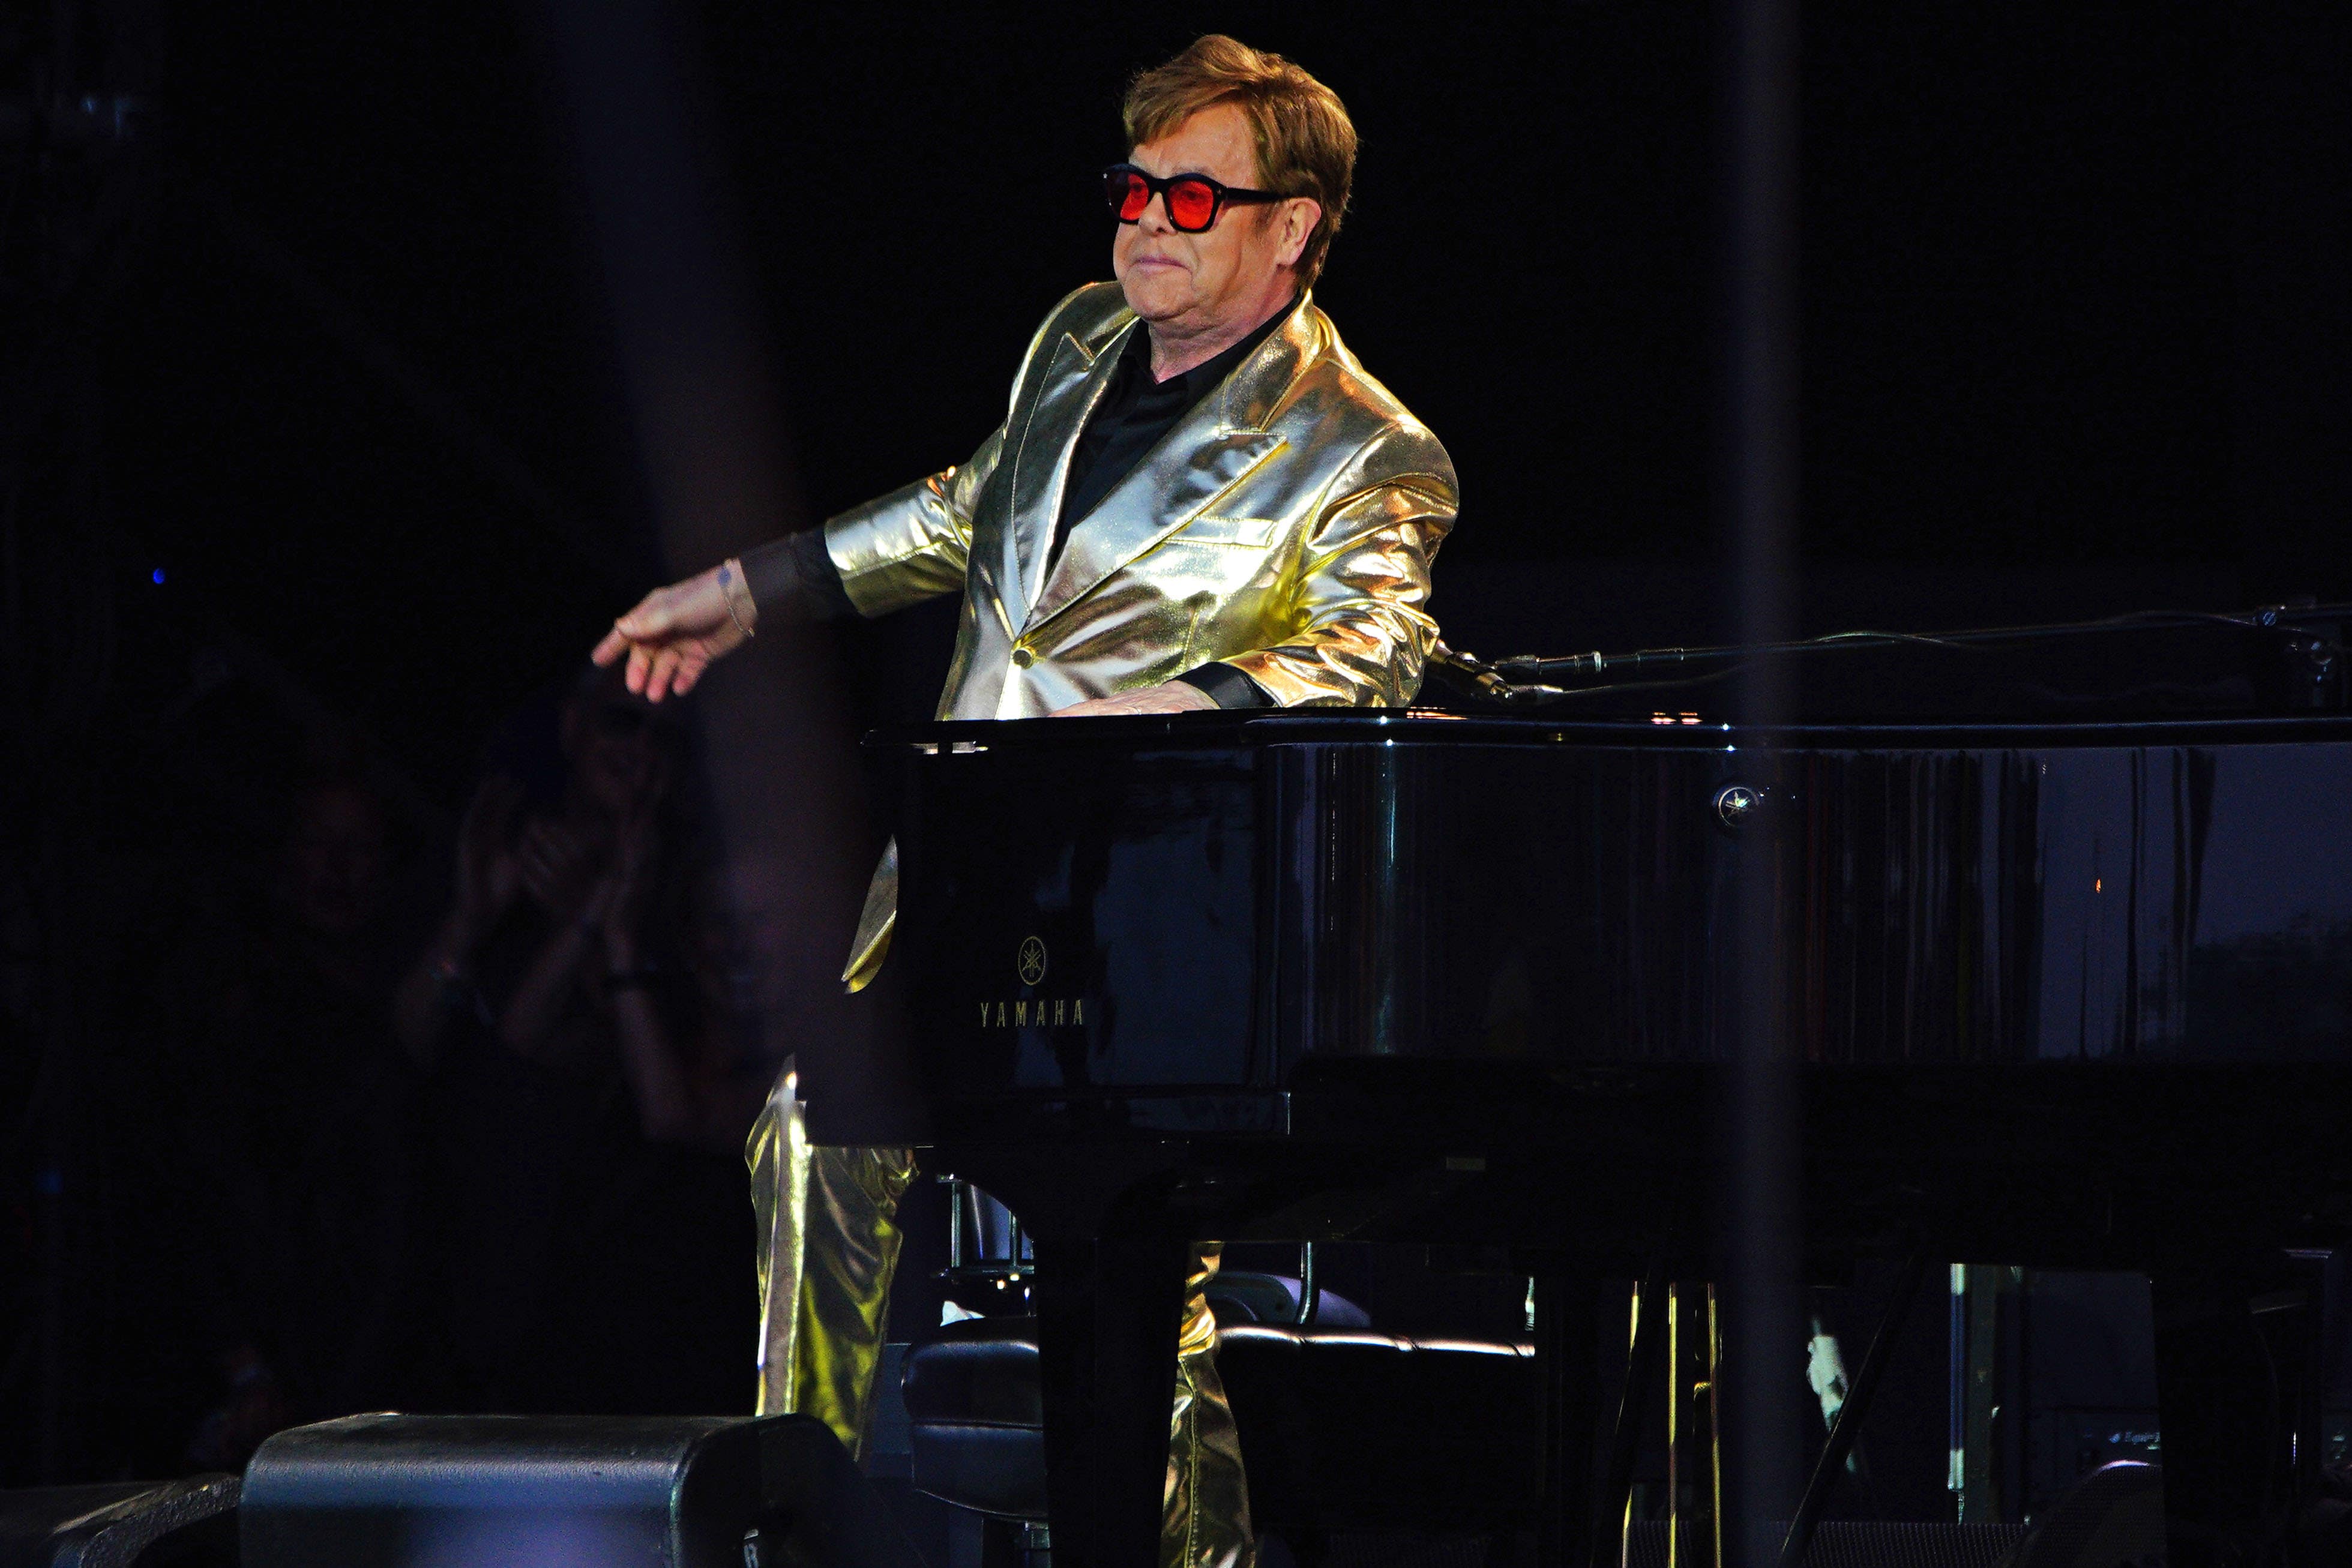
top-left (181, 773), bottom-right (418, 1467)
top-left (548, 843), bottom-right (795, 1410)
top-left (393, 665), bottom-right (758, 1412)
top-left (605, 846), bottom-right (794, 1153)
top-left (394, 664), bottom-right (681, 1077)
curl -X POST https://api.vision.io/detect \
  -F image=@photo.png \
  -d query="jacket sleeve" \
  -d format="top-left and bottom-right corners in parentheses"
top-left (820, 422), bottom-right (1004, 618)
top-left (821, 283), bottom-right (1111, 619)
top-left (1220, 420), bottom-right (1458, 708)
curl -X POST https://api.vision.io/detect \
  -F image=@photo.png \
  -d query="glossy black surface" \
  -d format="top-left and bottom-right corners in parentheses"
top-left (873, 707), bottom-right (2352, 1568)
top-left (889, 711), bottom-right (2352, 1093)
top-left (871, 707), bottom-right (2352, 1275)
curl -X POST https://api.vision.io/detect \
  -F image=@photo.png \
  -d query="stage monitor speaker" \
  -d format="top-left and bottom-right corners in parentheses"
top-left (0, 1474), bottom-right (239, 1568)
top-left (241, 1413), bottom-right (918, 1568)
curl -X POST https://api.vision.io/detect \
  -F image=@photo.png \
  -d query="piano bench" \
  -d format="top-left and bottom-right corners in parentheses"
top-left (900, 1316), bottom-right (1048, 1520)
top-left (899, 1318), bottom-right (1540, 1539)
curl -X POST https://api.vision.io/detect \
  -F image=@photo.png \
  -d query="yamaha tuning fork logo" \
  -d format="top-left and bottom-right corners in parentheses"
top-left (977, 934), bottom-right (1084, 1029)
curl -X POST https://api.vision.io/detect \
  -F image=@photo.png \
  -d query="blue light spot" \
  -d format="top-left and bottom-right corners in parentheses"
top-left (151, 568), bottom-right (166, 584)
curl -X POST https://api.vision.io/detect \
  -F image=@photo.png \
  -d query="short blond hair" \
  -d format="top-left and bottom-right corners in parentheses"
top-left (1122, 35), bottom-right (1356, 287)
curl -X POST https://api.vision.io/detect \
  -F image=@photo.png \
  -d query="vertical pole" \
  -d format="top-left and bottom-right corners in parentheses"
top-left (1720, 0), bottom-right (1802, 1564)
top-left (945, 1176), bottom-right (966, 1269)
top-left (1963, 1269), bottom-right (2003, 1521)
top-left (1679, 1285), bottom-right (1728, 1568)
top-left (1947, 1264), bottom-right (1967, 1507)
top-left (1600, 1272), bottom-right (1670, 1568)
top-left (1708, 1287), bottom-right (1725, 1568)
top-left (1669, 1284), bottom-right (1685, 1568)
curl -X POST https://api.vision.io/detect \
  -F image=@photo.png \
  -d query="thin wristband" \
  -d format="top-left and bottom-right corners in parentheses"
top-left (718, 559), bottom-right (757, 641)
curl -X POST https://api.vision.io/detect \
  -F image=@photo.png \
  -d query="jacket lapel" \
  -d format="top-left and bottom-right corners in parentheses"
top-left (1023, 301), bottom-right (1319, 635)
top-left (999, 317), bottom-right (1139, 622)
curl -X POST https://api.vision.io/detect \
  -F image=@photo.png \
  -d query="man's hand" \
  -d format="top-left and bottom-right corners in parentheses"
top-left (1051, 680), bottom-right (1220, 718)
top-left (591, 563), bottom-right (750, 702)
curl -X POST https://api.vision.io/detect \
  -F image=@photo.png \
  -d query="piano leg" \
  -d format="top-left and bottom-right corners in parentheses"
top-left (1033, 1212), bottom-right (1193, 1568)
top-left (1533, 1262), bottom-right (1604, 1568)
top-left (2150, 1257), bottom-right (2323, 1568)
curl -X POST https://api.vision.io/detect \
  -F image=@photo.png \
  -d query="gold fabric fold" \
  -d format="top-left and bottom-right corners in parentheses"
top-left (841, 838), bottom-right (898, 994)
top-left (746, 1065), bottom-right (916, 1460)
top-left (1167, 1242), bottom-right (1254, 1568)
top-left (747, 1064), bottom-right (810, 1417)
top-left (749, 1074), bottom-right (1250, 1561)
top-left (794, 1142), bottom-right (917, 1456)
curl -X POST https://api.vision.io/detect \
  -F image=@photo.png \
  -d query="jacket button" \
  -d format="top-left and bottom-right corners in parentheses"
top-left (1010, 646), bottom-right (1035, 669)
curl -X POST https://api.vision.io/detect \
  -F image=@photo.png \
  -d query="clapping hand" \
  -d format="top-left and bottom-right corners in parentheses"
top-left (516, 817), bottom-right (606, 919)
top-left (454, 776), bottom-right (525, 939)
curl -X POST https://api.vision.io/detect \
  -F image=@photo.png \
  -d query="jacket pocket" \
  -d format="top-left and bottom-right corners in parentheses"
top-left (1169, 515), bottom-right (1283, 548)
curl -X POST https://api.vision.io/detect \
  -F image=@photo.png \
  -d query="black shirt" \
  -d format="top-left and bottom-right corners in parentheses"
top-left (1053, 296), bottom-right (1299, 560)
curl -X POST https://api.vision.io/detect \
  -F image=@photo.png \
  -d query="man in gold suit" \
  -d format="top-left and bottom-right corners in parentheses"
top-left (594, 34), bottom-right (1456, 1568)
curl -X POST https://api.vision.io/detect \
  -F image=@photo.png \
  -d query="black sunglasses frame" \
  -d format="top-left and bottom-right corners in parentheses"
top-left (1103, 163), bottom-right (1286, 233)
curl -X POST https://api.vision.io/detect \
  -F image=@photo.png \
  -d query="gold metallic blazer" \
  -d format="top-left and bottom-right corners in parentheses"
top-left (823, 281), bottom-right (1458, 716)
top-left (825, 281), bottom-right (1458, 984)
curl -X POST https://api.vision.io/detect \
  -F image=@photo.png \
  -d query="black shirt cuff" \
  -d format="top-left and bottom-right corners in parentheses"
top-left (1172, 661), bottom-right (1272, 709)
top-left (741, 529), bottom-right (857, 622)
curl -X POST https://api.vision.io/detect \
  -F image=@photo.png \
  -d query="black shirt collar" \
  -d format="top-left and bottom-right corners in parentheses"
top-left (1050, 292), bottom-right (1304, 556)
top-left (1117, 292), bottom-right (1301, 403)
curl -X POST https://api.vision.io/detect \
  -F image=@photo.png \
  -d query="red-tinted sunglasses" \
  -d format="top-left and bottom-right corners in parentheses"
top-left (1103, 163), bottom-right (1284, 233)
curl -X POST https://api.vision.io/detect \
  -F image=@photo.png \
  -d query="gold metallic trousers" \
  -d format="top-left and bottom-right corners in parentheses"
top-left (747, 1070), bottom-right (1253, 1568)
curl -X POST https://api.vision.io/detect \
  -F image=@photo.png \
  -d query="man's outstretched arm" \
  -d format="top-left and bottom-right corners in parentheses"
top-left (592, 427), bottom-right (1003, 701)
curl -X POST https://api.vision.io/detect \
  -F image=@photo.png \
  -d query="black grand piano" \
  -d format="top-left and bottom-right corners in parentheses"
top-left (855, 607), bottom-right (2352, 1568)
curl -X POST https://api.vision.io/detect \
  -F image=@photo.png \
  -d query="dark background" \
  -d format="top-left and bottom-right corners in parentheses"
top-left (46, 2), bottom-right (2352, 791)
top-left (4, 0), bottom-right (2348, 1491)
